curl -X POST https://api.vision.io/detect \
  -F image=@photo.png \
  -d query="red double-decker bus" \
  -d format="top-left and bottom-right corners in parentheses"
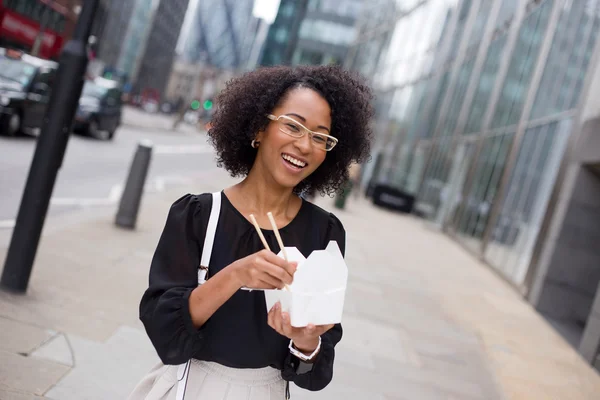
top-left (0, 0), bottom-right (77, 60)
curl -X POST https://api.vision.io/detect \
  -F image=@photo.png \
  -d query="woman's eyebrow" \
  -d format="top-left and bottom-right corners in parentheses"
top-left (285, 113), bottom-right (331, 133)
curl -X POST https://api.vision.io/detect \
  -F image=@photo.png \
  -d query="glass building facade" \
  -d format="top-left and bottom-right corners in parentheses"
top-left (348, 0), bottom-right (600, 291)
top-left (259, 0), bottom-right (362, 67)
top-left (116, 0), bottom-right (158, 83)
top-left (180, 0), bottom-right (257, 69)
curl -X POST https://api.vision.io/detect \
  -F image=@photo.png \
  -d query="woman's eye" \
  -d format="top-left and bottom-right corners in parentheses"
top-left (313, 136), bottom-right (326, 144)
top-left (286, 123), bottom-right (300, 132)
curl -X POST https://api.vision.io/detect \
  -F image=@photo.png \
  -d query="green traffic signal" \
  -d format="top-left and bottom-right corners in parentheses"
top-left (190, 100), bottom-right (200, 110)
top-left (203, 100), bottom-right (213, 110)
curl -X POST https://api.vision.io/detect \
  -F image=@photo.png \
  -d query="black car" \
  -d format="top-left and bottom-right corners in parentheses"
top-left (0, 48), bottom-right (58, 137)
top-left (74, 77), bottom-right (123, 140)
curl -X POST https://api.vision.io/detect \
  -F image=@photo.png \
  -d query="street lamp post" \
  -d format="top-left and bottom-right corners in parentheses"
top-left (0, 0), bottom-right (100, 293)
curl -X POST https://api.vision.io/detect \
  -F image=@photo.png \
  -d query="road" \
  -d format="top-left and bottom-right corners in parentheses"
top-left (0, 106), bottom-right (217, 227)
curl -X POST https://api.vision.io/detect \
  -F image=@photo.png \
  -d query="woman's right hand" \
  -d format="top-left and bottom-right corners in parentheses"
top-left (230, 250), bottom-right (297, 290)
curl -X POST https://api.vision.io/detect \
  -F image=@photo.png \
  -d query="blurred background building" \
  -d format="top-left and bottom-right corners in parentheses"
top-left (133, 0), bottom-right (190, 101)
top-left (347, 0), bottom-right (600, 369)
top-left (259, 0), bottom-right (309, 66)
top-left (164, 0), bottom-right (260, 110)
top-left (95, 0), bottom-right (158, 87)
top-left (179, 0), bottom-right (258, 69)
top-left (259, 0), bottom-right (362, 67)
top-left (292, 0), bottom-right (362, 65)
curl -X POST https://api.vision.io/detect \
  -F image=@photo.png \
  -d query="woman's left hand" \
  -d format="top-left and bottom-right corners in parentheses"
top-left (267, 302), bottom-right (334, 356)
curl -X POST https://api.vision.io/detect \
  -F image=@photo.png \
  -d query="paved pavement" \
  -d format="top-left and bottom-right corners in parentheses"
top-left (1, 168), bottom-right (599, 399)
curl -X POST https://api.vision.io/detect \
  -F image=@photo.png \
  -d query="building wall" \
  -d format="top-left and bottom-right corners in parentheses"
top-left (348, 0), bottom-right (600, 295)
top-left (259, 0), bottom-right (309, 66)
top-left (96, 0), bottom-right (136, 69)
top-left (526, 27), bottom-right (600, 357)
top-left (291, 0), bottom-right (362, 65)
top-left (180, 0), bottom-right (257, 69)
top-left (259, 0), bottom-right (360, 67)
top-left (134, 0), bottom-right (190, 99)
top-left (115, 0), bottom-right (157, 83)
top-left (165, 62), bottom-right (198, 102)
top-left (536, 164), bottom-right (600, 324)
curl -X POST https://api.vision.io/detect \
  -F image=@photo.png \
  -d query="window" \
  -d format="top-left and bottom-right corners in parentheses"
top-left (299, 19), bottom-right (357, 46)
top-left (280, 2), bottom-right (295, 17)
top-left (4, 0), bottom-right (66, 33)
top-left (31, 67), bottom-right (56, 93)
top-left (464, 35), bottom-right (507, 134)
top-left (308, 0), bottom-right (321, 11)
top-left (106, 89), bottom-right (122, 106)
top-left (275, 27), bottom-right (289, 43)
top-left (531, 0), bottom-right (600, 119)
top-left (491, 0), bottom-right (553, 129)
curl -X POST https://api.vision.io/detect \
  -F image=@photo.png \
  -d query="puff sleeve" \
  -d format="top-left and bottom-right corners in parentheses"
top-left (139, 194), bottom-right (210, 365)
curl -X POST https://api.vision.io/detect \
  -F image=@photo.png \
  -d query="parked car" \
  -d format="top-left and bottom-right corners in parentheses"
top-left (0, 48), bottom-right (58, 137)
top-left (73, 77), bottom-right (122, 140)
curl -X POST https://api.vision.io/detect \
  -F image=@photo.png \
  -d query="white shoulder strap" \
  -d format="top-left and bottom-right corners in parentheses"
top-left (198, 192), bottom-right (221, 284)
top-left (176, 192), bottom-right (222, 400)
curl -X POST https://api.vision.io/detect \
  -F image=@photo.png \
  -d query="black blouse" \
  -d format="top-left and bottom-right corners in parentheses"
top-left (139, 192), bottom-right (345, 391)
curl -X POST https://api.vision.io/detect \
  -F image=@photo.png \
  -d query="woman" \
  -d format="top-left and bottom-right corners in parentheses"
top-left (129, 65), bottom-right (373, 399)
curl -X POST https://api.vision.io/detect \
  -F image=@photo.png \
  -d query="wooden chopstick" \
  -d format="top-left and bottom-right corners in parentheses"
top-left (249, 214), bottom-right (271, 251)
top-left (266, 212), bottom-right (289, 261)
top-left (249, 213), bottom-right (291, 291)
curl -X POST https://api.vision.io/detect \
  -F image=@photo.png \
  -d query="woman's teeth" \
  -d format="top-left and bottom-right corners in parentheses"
top-left (282, 154), bottom-right (306, 168)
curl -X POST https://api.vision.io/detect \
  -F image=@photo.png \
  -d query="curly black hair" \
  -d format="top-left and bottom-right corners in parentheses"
top-left (207, 64), bottom-right (374, 196)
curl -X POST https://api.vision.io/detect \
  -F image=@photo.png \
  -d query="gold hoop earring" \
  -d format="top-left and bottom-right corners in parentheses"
top-left (251, 139), bottom-right (260, 148)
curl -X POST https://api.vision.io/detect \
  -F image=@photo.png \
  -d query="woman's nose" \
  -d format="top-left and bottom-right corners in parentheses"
top-left (294, 132), bottom-right (312, 153)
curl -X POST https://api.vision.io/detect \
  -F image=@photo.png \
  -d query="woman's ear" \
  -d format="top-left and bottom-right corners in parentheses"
top-left (255, 128), bottom-right (265, 143)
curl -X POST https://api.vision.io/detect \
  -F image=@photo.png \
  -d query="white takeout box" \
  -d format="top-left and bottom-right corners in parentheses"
top-left (263, 241), bottom-right (348, 327)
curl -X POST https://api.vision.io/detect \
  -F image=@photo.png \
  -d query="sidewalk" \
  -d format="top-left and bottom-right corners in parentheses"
top-left (1, 168), bottom-right (599, 399)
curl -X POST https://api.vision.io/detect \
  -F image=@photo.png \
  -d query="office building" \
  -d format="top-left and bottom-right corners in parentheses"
top-left (292, 0), bottom-right (362, 65)
top-left (259, 0), bottom-right (309, 66)
top-left (179, 0), bottom-right (258, 69)
top-left (114, 0), bottom-right (158, 84)
top-left (134, 0), bottom-right (190, 99)
top-left (95, 0), bottom-right (137, 70)
top-left (348, 0), bottom-right (600, 369)
top-left (259, 0), bottom-right (362, 67)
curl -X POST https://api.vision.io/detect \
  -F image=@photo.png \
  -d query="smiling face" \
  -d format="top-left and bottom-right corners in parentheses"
top-left (253, 87), bottom-right (333, 190)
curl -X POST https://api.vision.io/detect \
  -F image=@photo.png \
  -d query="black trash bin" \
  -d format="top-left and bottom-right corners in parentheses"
top-left (372, 184), bottom-right (415, 213)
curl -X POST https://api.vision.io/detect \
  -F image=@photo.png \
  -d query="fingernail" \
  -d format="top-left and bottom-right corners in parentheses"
top-left (275, 302), bottom-right (280, 310)
top-left (282, 312), bottom-right (289, 321)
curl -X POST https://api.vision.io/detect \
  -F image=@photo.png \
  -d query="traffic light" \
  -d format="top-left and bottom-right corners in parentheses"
top-left (190, 100), bottom-right (200, 110)
top-left (203, 99), bottom-right (213, 110)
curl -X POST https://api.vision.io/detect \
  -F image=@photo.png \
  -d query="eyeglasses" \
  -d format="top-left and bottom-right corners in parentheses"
top-left (266, 114), bottom-right (338, 151)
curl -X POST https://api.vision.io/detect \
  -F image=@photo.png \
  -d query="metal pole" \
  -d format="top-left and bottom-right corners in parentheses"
top-left (0, 0), bottom-right (99, 293)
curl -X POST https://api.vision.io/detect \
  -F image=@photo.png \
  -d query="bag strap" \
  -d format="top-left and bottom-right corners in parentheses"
top-left (176, 191), bottom-right (222, 400)
top-left (198, 191), bottom-right (221, 284)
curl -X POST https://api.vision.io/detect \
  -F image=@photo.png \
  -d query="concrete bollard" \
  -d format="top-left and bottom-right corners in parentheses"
top-left (115, 140), bottom-right (153, 229)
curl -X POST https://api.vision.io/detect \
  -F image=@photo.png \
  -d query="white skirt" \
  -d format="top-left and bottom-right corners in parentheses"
top-left (128, 360), bottom-right (286, 400)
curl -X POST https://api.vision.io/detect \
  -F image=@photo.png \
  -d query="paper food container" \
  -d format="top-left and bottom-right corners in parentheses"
top-left (263, 240), bottom-right (348, 327)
